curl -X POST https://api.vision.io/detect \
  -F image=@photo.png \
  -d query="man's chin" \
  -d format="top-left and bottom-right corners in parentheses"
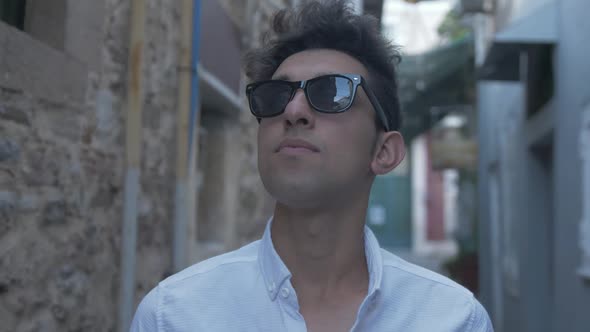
top-left (274, 196), bottom-right (324, 211)
top-left (267, 183), bottom-right (327, 208)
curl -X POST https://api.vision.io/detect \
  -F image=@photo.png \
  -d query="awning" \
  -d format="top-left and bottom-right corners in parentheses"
top-left (398, 36), bottom-right (475, 141)
top-left (398, 36), bottom-right (473, 105)
top-left (478, 2), bottom-right (557, 81)
top-left (495, 2), bottom-right (557, 44)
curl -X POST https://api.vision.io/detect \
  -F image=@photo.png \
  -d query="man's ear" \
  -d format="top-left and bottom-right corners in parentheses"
top-left (371, 131), bottom-right (406, 175)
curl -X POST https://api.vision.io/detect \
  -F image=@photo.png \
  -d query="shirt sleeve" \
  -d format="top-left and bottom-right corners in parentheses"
top-left (129, 285), bottom-right (161, 332)
top-left (468, 297), bottom-right (495, 332)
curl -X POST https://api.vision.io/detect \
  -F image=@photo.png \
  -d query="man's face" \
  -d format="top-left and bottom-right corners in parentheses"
top-left (257, 49), bottom-right (380, 209)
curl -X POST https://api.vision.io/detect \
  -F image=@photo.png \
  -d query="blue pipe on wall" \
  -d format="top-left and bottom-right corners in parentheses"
top-left (188, 0), bottom-right (201, 161)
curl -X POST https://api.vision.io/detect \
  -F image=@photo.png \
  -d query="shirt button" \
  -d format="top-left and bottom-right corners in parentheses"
top-left (268, 282), bottom-right (276, 293)
top-left (369, 297), bottom-right (378, 310)
top-left (280, 287), bottom-right (290, 298)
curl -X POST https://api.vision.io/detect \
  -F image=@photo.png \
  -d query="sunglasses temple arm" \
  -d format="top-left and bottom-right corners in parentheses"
top-left (362, 85), bottom-right (391, 131)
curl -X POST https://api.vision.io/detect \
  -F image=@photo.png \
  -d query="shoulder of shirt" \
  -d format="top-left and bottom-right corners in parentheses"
top-left (380, 248), bottom-right (474, 297)
top-left (159, 240), bottom-right (261, 287)
top-left (380, 249), bottom-right (493, 330)
top-left (131, 240), bottom-right (261, 330)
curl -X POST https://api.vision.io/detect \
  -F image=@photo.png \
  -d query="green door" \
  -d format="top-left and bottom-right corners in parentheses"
top-left (366, 173), bottom-right (412, 248)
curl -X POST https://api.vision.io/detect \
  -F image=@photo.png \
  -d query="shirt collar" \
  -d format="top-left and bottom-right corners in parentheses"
top-left (258, 217), bottom-right (383, 301)
top-left (364, 222), bottom-right (383, 298)
top-left (258, 217), bottom-right (292, 301)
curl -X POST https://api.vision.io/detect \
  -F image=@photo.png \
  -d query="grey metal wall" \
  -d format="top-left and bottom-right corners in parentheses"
top-left (478, 0), bottom-right (590, 331)
top-left (552, 0), bottom-right (590, 330)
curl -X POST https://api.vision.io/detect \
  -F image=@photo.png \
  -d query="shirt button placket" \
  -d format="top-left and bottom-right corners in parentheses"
top-left (280, 287), bottom-right (290, 299)
top-left (369, 295), bottom-right (378, 311)
top-left (278, 286), bottom-right (305, 332)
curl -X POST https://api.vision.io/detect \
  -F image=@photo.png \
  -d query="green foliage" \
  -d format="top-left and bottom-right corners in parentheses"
top-left (438, 9), bottom-right (470, 42)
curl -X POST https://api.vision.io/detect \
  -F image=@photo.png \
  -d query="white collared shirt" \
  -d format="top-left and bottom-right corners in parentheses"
top-left (131, 220), bottom-right (493, 331)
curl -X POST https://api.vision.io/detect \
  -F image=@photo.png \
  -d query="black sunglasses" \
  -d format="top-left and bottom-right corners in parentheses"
top-left (245, 73), bottom-right (391, 131)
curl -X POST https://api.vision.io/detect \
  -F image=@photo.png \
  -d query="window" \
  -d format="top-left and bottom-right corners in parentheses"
top-left (0, 0), bottom-right (26, 30)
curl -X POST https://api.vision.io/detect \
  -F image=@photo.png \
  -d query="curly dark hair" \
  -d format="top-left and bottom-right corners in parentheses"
top-left (243, 0), bottom-right (402, 131)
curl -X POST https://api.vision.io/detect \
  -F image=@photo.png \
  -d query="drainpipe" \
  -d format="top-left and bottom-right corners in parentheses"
top-left (173, 0), bottom-right (201, 272)
top-left (187, 0), bottom-right (202, 265)
top-left (188, 0), bottom-right (202, 165)
top-left (118, 0), bottom-right (145, 331)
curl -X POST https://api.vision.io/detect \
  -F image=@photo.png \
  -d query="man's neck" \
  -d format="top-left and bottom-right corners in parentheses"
top-left (271, 201), bottom-right (369, 302)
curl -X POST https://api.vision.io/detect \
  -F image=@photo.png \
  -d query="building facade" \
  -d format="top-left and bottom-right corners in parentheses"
top-left (472, 0), bottom-right (590, 331)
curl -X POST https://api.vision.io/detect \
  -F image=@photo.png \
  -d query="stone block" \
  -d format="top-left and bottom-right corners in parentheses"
top-left (0, 139), bottom-right (19, 162)
top-left (0, 168), bottom-right (16, 187)
top-left (93, 89), bottom-right (122, 146)
top-left (0, 104), bottom-right (31, 126)
top-left (51, 303), bottom-right (67, 322)
top-left (21, 147), bottom-right (58, 187)
top-left (0, 190), bottom-right (16, 203)
top-left (3, 293), bottom-right (26, 316)
top-left (55, 263), bottom-right (88, 298)
top-left (34, 100), bottom-right (83, 142)
top-left (41, 201), bottom-right (67, 226)
top-left (0, 193), bottom-right (16, 237)
top-left (17, 193), bottom-right (42, 212)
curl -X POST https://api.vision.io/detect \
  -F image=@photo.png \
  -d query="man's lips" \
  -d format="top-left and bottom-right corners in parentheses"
top-left (276, 138), bottom-right (320, 153)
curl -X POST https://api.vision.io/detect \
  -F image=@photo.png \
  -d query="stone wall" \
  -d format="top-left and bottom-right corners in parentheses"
top-left (0, 0), bottom-right (291, 330)
top-left (0, 0), bottom-right (181, 330)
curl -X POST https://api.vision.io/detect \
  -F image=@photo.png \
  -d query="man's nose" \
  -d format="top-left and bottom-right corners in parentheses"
top-left (282, 89), bottom-right (315, 128)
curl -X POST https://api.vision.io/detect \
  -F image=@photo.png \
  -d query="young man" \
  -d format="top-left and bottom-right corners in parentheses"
top-left (131, 1), bottom-right (493, 331)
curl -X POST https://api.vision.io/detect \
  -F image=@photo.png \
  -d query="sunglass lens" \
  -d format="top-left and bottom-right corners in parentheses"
top-left (307, 76), bottom-right (353, 112)
top-left (250, 82), bottom-right (293, 117)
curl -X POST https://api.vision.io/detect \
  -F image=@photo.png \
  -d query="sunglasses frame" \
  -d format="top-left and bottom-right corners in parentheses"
top-left (245, 73), bottom-right (391, 131)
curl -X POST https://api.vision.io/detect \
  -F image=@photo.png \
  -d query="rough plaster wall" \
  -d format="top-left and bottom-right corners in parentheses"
top-left (0, 87), bottom-right (118, 332)
top-left (0, 0), bottom-right (179, 330)
top-left (0, 0), bottom-right (284, 330)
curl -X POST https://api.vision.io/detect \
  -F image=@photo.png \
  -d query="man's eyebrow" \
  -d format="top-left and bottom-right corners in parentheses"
top-left (272, 74), bottom-right (291, 81)
top-left (271, 72), bottom-right (341, 81)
